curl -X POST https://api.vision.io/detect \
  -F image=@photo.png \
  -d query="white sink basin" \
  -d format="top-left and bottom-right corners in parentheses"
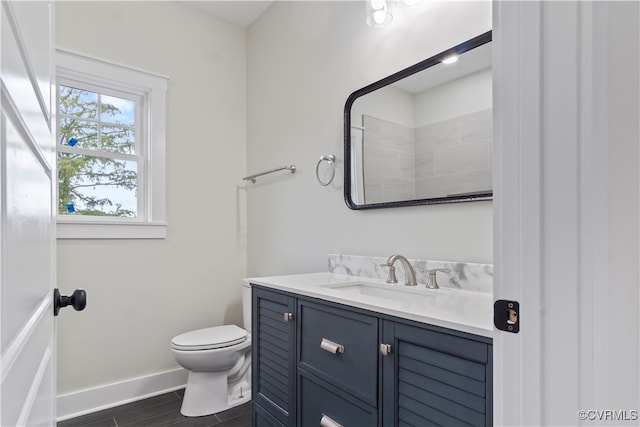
top-left (322, 281), bottom-right (442, 307)
top-left (247, 272), bottom-right (494, 337)
top-left (322, 280), bottom-right (492, 323)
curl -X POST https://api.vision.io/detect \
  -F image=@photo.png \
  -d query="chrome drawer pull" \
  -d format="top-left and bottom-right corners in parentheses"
top-left (320, 338), bottom-right (344, 354)
top-left (320, 414), bottom-right (343, 427)
top-left (284, 312), bottom-right (293, 321)
top-left (379, 343), bottom-right (392, 356)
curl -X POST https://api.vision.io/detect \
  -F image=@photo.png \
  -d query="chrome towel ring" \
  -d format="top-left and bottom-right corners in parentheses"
top-left (316, 155), bottom-right (335, 186)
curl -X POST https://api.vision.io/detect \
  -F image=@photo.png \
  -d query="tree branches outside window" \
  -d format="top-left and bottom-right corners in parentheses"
top-left (58, 86), bottom-right (138, 217)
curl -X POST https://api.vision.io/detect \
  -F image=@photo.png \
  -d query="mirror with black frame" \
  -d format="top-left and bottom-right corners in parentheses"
top-left (344, 31), bottom-right (492, 210)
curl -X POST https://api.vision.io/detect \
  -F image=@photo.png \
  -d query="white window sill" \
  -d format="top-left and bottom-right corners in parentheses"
top-left (57, 221), bottom-right (167, 239)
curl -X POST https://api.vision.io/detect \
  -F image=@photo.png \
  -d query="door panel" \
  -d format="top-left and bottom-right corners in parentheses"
top-left (9, 0), bottom-right (53, 123)
top-left (1, 3), bottom-right (54, 166)
top-left (1, 109), bottom-right (53, 348)
top-left (383, 321), bottom-right (492, 427)
top-left (0, 0), bottom-right (56, 425)
top-left (1, 307), bottom-right (53, 425)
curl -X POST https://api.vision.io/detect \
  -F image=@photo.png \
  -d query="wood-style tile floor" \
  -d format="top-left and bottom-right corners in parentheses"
top-left (57, 390), bottom-right (251, 427)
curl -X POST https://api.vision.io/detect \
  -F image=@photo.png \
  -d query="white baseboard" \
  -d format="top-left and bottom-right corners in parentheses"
top-left (56, 368), bottom-right (188, 421)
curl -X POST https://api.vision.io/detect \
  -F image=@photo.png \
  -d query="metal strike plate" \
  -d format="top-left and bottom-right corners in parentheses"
top-left (494, 300), bottom-right (519, 333)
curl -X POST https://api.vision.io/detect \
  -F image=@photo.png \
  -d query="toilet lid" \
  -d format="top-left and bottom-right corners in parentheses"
top-left (171, 325), bottom-right (247, 351)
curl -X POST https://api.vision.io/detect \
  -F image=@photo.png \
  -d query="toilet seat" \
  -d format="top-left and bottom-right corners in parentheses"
top-left (171, 325), bottom-right (248, 351)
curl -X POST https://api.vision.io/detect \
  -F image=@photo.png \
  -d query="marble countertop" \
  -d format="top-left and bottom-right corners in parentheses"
top-left (245, 272), bottom-right (494, 338)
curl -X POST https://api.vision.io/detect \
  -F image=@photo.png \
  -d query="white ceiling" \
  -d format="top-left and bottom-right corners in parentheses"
top-left (392, 42), bottom-right (492, 94)
top-left (182, 1), bottom-right (273, 28)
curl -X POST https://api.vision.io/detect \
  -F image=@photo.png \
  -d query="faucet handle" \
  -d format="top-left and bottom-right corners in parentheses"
top-left (427, 268), bottom-right (451, 289)
top-left (380, 263), bottom-right (397, 284)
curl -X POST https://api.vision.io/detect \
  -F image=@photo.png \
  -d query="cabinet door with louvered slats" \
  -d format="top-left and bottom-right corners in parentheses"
top-left (382, 321), bottom-right (492, 427)
top-left (252, 286), bottom-right (296, 427)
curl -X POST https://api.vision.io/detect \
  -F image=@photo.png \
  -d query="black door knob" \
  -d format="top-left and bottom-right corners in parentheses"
top-left (54, 288), bottom-right (87, 316)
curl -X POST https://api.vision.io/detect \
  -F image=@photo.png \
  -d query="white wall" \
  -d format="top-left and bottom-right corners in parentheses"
top-left (352, 85), bottom-right (415, 128)
top-left (414, 68), bottom-right (492, 127)
top-left (54, 0), bottom-right (493, 416)
top-left (55, 0), bottom-right (247, 411)
top-left (246, 1), bottom-right (493, 277)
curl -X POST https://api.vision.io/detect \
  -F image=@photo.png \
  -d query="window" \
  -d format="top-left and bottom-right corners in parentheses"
top-left (56, 50), bottom-right (167, 239)
top-left (58, 84), bottom-right (141, 218)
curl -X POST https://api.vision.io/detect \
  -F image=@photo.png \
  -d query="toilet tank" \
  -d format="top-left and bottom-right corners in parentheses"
top-left (242, 282), bottom-right (252, 334)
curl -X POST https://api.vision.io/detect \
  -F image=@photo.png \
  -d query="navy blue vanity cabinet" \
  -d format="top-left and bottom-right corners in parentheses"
top-left (297, 300), bottom-right (378, 405)
top-left (298, 369), bottom-right (378, 426)
top-left (254, 403), bottom-right (287, 427)
top-left (251, 285), bottom-right (492, 427)
top-left (252, 286), bottom-right (296, 427)
top-left (381, 320), bottom-right (493, 426)
top-left (296, 300), bottom-right (379, 426)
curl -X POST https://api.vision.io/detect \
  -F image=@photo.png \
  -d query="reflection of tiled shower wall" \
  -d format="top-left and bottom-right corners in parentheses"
top-left (362, 115), bottom-right (415, 204)
top-left (363, 109), bottom-right (492, 203)
top-left (415, 108), bottom-right (492, 198)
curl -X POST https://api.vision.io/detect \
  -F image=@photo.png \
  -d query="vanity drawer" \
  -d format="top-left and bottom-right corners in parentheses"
top-left (298, 370), bottom-right (377, 427)
top-left (298, 300), bottom-right (378, 405)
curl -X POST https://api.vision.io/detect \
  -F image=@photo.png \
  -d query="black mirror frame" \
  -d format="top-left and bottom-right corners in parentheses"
top-left (344, 30), bottom-right (493, 210)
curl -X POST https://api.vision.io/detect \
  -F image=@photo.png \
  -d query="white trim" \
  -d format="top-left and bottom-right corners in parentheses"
top-left (56, 368), bottom-right (188, 421)
top-left (56, 49), bottom-right (168, 90)
top-left (2, 1), bottom-right (51, 125)
top-left (577, 2), bottom-right (605, 412)
top-left (1, 81), bottom-right (52, 176)
top-left (55, 50), bottom-right (167, 239)
top-left (493, 1), bottom-right (543, 424)
top-left (56, 48), bottom-right (170, 82)
top-left (495, 2), bottom-right (640, 424)
top-left (57, 221), bottom-right (167, 239)
top-left (17, 347), bottom-right (52, 426)
top-left (57, 146), bottom-right (141, 163)
top-left (0, 295), bottom-right (52, 384)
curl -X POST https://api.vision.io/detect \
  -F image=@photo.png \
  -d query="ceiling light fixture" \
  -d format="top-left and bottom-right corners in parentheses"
top-left (366, 0), bottom-right (393, 28)
top-left (441, 55), bottom-right (459, 64)
top-left (396, 0), bottom-right (423, 9)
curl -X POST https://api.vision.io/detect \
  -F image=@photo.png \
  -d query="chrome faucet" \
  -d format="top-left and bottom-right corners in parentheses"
top-left (382, 255), bottom-right (417, 286)
top-left (427, 268), bottom-right (451, 289)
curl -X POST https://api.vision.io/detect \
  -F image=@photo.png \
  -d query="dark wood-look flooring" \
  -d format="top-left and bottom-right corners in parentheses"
top-left (57, 390), bottom-right (251, 427)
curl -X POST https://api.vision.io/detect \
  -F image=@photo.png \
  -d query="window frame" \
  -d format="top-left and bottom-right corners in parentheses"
top-left (57, 79), bottom-right (145, 219)
top-left (55, 49), bottom-right (168, 239)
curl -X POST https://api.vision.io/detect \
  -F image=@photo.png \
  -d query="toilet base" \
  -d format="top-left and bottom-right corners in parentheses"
top-left (180, 370), bottom-right (251, 417)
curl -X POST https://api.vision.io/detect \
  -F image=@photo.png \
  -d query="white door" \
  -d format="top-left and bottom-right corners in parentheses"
top-left (1, 1), bottom-right (57, 425)
top-left (493, 1), bottom-right (639, 425)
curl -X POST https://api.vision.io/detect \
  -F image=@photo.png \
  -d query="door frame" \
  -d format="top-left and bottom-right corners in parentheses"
top-left (493, 1), bottom-right (639, 424)
top-left (492, 2), bottom-right (543, 423)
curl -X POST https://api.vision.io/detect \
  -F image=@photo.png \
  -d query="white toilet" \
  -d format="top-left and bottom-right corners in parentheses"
top-left (171, 282), bottom-right (252, 417)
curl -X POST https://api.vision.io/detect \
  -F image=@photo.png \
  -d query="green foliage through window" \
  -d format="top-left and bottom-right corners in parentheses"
top-left (58, 85), bottom-right (138, 217)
